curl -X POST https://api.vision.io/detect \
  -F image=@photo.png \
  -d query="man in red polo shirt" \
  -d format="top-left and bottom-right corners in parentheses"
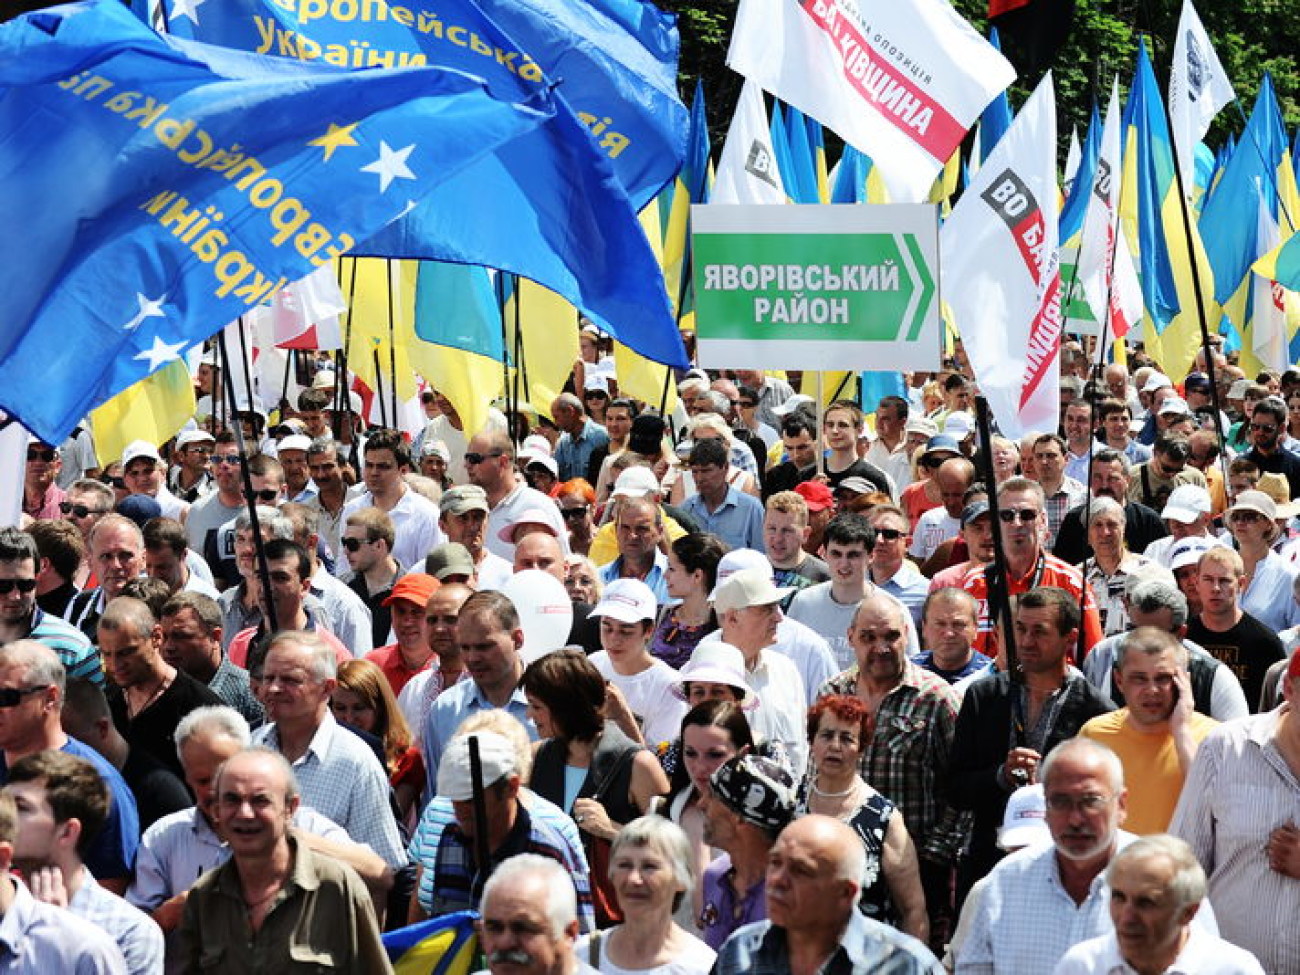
top-left (365, 573), bottom-right (439, 696)
top-left (962, 477), bottom-right (1103, 658)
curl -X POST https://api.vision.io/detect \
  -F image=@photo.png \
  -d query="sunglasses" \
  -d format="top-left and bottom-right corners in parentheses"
top-left (1250, 423), bottom-right (1278, 433)
top-left (340, 537), bottom-right (370, 552)
top-left (58, 502), bottom-right (103, 519)
top-left (0, 579), bottom-right (37, 595)
top-left (463, 451), bottom-right (502, 466)
top-left (109, 477), bottom-right (126, 490)
top-left (738, 400), bottom-right (757, 408)
top-left (875, 528), bottom-right (905, 541)
top-left (999, 508), bottom-right (1040, 524)
top-left (253, 489), bottom-right (280, 502)
top-left (25, 448), bottom-right (55, 463)
top-left (213, 454), bottom-right (243, 466)
top-left (0, 685), bottom-right (48, 708)
top-left (561, 506), bottom-right (589, 521)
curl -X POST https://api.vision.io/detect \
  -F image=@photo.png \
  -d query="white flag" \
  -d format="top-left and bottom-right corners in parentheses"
top-left (1169, 0), bottom-right (1234, 195)
top-left (1077, 80), bottom-right (1143, 341)
top-left (712, 79), bottom-right (787, 205)
top-left (727, 0), bottom-right (1014, 203)
top-left (1062, 126), bottom-right (1082, 200)
top-left (942, 74), bottom-right (1059, 441)
top-left (1252, 198), bottom-right (1292, 372)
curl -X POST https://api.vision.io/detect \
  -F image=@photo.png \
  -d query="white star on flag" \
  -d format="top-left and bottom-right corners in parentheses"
top-left (134, 335), bottom-right (186, 372)
top-left (361, 142), bottom-right (416, 193)
top-left (122, 293), bottom-right (165, 333)
top-left (170, 0), bottom-right (207, 24)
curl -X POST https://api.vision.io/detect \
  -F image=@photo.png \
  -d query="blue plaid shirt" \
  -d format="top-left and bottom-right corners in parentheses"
top-left (713, 910), bottom-right (942, 975)
top-left (430, 804), bottom-right (594, 930)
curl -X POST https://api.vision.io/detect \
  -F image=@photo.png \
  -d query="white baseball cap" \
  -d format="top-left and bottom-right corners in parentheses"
top-left (611, 467), bottom-right (661, 499)
top-left (277, 434), bottom-right (312, 454)
top-left (714, 549), bottom-right (774, 585)
top-left (711, 568), bottom-right (792, 613)
top-left (998, 784), bottom-right (1050, 850)
top-left (591, 578), bottom-right (658, 623)
top-left (121, 440), bottom-right (162, 467)
top-left (1168, 536), bottom-right (1215, 571)
top-left (1160, 485), bottom-right (1212, 524)
top-left (436, 733), bottom-right (518, 800)
top-left (496, 508), bottom-right (561, 544)
top-left (1142, 373), bottom-right (1173, 394)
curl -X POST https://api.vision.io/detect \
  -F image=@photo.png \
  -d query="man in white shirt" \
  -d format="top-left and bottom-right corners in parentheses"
top-left (909, 458), bottom-right (975, 563)
top-left (1054, 834), bottom-right (1263, 975)
top-left (341, 428), bottom-right (444, 574)
top-left (711, 569), bottom-right (809, 776)
top-left (466, 431), bottom-right (565, 562)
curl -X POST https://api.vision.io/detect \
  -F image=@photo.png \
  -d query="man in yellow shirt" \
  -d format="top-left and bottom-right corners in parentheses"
top-left (1079, 627), bottom-right (1217, 834)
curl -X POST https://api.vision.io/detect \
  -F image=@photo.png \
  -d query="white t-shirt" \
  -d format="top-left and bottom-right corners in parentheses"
top-left (785, 582), bottom-right (919, 673)
top-left (590, 652), bottom-right (686, 749)
top-left (574, 932), bottom-right (716, 975)
top-left (909, 507), bottom-right (959, 561)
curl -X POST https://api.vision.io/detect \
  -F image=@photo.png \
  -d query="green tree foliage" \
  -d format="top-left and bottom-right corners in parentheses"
top-left (666, 0), bottom-right (1300, 159)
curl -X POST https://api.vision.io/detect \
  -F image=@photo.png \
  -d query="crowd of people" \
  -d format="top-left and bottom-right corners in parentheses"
top-left (7, 329), bottom-right (1300, 973)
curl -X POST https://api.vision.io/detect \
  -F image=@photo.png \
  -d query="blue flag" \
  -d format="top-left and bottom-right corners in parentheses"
top-left (170, 0), bottom-right (688, 367)
top-left (0, 0), bottom-right (544, 444)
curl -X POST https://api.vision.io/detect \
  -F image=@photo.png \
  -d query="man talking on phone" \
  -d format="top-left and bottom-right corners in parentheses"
top-left (1078, 628), bottom-right (1217, 834)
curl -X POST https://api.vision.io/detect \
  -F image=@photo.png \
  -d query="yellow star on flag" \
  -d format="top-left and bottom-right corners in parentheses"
top-left (309, 122), bottom-right (359, 163)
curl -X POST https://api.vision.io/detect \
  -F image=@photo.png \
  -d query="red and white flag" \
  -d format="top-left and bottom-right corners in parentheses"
top-left (941, 73), bottom-right (1059, 440)
top-left (267, 266), bottom-right (346, 351)
top-left (727, 0), bottom-right (1014, 202)
top-left (1077, 79), bottom-right (1143, 342)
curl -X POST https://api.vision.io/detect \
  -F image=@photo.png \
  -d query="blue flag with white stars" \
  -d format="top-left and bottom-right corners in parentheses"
top-left (167, 0), bottom-right (689, 368)
top-left (0, 0), bottom-right (546, 444)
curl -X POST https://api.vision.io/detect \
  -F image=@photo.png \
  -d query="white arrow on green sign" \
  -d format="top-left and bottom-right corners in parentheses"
top-left (691, 204), bottom-right (941, 371)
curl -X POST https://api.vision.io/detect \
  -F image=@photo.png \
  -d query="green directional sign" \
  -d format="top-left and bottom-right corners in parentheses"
top-left (691, 204), bottom-right (941, 371)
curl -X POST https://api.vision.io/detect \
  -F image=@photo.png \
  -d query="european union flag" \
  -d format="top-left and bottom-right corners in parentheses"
top-left (169, 0), bottom-right (689, 368)
top-left (0, 0), bottom-right (545, 444)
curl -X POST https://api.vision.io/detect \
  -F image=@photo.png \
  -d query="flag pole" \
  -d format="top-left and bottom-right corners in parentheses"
top-left (974, 395), bottom-right (1026, 761)
top-left (216, 328), bottom-right (277, 661)
top-left (815, 372), bottom-right (825, 476)
top-left (1145, 36), bottom-right (1231, 457)
top-left (386, 259), bottom-right (399, 430)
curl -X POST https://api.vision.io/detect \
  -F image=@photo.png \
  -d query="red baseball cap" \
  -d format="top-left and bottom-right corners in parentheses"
top-left (793, 480), bottom-right (834, 512)
top-left (383, 573), bottom-right (440, 608)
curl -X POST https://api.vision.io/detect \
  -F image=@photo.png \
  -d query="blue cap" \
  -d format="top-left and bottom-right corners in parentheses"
top-left (921, 435), bottom-right (962, 462)
top-left (116, 494), bottom-right (162, 527)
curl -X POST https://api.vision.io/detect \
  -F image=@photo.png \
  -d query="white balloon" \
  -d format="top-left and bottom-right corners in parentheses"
top-left (500, 570), bottom-right (574, 664)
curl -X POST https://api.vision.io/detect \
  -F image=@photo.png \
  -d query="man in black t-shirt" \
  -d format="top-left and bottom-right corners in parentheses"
top-left (1184, 546), bottom-right (1285, 710)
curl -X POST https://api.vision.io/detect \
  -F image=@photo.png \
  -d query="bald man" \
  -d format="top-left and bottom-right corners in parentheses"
top-left (714, 815), bottom-right (942, 974)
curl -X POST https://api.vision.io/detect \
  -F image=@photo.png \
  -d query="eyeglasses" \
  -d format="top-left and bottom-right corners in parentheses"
top-left (875, 528), bottom-right (905, 541)
top-left (25, 448), bottom-right (55, 463)
top-left (463, 451), bottom-right (503, 466)
top-left (999, 508), bottom-right (1040, 524)
top-left (561, 506), bottom-right (589, 521)
top-left (1231, 510), bottom-right (1264, 524)
top-left (253, 489), bottom-right (280, 502)
top-left (109, 477), bottom-right (126, 490)
top-left (1250, 422), bottom-right (1278, 433)
top-left (0, 579), bottom-right (37, 595)
top-left (340, 537), bottom-right (371, 552)
top-left (58, 502), bottom-right (104, 519)
top-left (1045, 793), bottom-right (1114, 814)
top-left (0, 685), bottom-right (48, 708)
top-left (213, 454), bottom-right (243, 466)
top-left (738, 400), bottom-right (757, 408)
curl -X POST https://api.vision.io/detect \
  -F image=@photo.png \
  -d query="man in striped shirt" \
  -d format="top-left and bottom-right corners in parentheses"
top-left (0, 529), bottom-right (100, 686)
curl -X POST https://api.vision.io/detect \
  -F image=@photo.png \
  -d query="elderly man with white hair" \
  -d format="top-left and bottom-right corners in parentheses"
top-left (480, 854), bottom-right (600, 975)
top-left (1053, 835), bottom-right (1263, 975)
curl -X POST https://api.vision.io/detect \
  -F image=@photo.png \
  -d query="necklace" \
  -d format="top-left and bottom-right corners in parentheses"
top-left (810, 778), bottom-right (859, 799)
